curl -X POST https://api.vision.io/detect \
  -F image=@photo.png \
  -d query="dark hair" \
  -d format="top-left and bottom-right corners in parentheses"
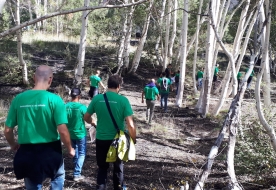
top-left (108, 75), bottom-right (123, 89)
top-left (161, 72), bottom-right (166, 77)
top-left (70, 88), bottom-right (81, 98)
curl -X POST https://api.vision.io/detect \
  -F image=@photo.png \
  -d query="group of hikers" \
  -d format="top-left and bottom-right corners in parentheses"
top-left (4, 65), bottom-right (136, 190)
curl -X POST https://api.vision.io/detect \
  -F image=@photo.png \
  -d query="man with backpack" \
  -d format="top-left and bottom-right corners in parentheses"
top-left (142, 79), bottom-right (160, 124)
top-left (157, 72), bottom-right (171, 112)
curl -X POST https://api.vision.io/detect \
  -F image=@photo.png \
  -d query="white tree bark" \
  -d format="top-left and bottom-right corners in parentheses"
top-left (163, 0), bottom-right (172, 68)
top-left (15, 0), bottom-right (29, 84)
top-left (192, 0), bottom-right (203, 94)
top-left (75, 0), bottom-right (90, 86)
top-left (168, 0), bottom-right (177, 65)
top-left (213, 0), bottom-right (250, 116)
top-left (0, 0), bottom-right (6, 14)
top-left (259, 1), bottom-right (271, 106)
top-left (123, 4), bottom-right (135, 69)
top-left (198, 0), bottom-right (219, 116)
top-left (175, 0), bottom-right (188, 107)
top-left (0, 0), bottom-right (147, 38)
top-left (128, 0), bottom-right (154, 73)
top-left (155, 0), bottom-right (166, 66)
top-left (35, 0), bottom-right (42, 30)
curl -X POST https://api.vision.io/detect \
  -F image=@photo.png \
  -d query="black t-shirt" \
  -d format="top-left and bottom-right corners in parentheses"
top-left (165, 68), bottom-right (171, 78)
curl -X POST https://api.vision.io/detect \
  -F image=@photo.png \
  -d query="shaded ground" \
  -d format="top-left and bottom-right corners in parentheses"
top-left (1, 62), bottom-right (276, 190)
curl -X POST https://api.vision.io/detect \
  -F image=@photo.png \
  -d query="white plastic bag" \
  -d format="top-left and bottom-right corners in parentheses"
top-left (89, 127), bottom-right (96, 143)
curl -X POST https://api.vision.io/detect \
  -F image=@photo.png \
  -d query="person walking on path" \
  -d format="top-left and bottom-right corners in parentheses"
top-left (88, 70), bottom-right (106, 99)
top-left (84, 75), bottom-right (136, 190)
top-left (4, 65), bottom-right (75, 189)
top-left (213, 64), bottom-right (219, 83)
top-left (196, 68), bottom-right (204, 90)
top-left (142, 79), bottom-right (160, 124)
top-left (66, 88), bottom-right (96, 182)
top-left (174, 70), bottom-right (180, 95)
top-left (157, 72), bottom-right (172, 112)
top-left (165, 64), bottom-right (172, 79)
top-left (245, 67), bottom-right (254, 89)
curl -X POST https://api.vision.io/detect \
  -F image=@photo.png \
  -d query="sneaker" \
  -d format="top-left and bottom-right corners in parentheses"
top-left (73, 175), bottom-right (85, 181)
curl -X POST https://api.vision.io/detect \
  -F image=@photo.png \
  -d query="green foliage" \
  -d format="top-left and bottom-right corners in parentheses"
top-left (235, 120), bottom-right (276, 178)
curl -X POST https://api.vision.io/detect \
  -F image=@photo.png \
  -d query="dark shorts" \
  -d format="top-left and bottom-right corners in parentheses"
top-left (213, 75), bottom-right (217, 82)
top-left (89, 86), bottom-right (99, 98)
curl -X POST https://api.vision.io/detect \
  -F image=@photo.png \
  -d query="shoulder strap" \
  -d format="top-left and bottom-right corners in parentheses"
top-left (103, 93), bottom-right (120, 133)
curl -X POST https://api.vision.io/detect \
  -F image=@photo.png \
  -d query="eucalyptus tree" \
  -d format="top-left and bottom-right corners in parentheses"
top-left (163, 0), bottom-right (171, 69)
top-left (0, 0), bottom-right (5, 14)
top-left (128, 0), bottom-right (154, 73)
top-left (74, 0), bottom-right (90, 86)
top-left (175, 0), bottom-right (188, 107)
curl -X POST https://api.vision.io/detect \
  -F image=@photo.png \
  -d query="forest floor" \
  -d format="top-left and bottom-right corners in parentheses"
top-left (0, 52), bottom-right (276, 189)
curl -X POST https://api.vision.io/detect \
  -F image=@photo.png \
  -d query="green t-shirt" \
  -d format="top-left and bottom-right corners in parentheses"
top-left (90, 75), bottom-right (101, 87)
top-left (214, 67), bottom-right (219, 76)
top-left (237, 72), bottom-right (242, 79)
top-left (86, 91), bottom-right (133, 140)
top-left (245, 68), bottom-right (254, 76)
top-left (66, 102), bottom-right (87, 140)
top-left (144, 86), bottom-right (159, 100)
top-left (5, 90), bottom-right (68, 144)
top-left (197, 71), bottom-right (204, 79)
top-left (157, 77), bottom-right (171, 93)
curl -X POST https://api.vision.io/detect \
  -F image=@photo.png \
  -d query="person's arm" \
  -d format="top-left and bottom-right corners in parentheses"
top-left (57, 124), bottom-right (75, 158)
top-left (86, 78), bottom-right (90, 86)
top-left (125, 116), bottom-right (136, 144)
top-left (84, 112), bottom-right (96, 126)
top-left (4, 126), bottom-right (19, 151)
top-left (141, 91), bottom-right (144, 103)
top-left (99, 81), bottom-right (106, 89)
top-left (157, 94), bottom-right (160, 101)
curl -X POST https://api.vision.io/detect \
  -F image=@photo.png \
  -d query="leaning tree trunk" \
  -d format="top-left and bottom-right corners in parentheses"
top-left (0, 0), bottom-right (6, 14)
top-left (128, 0), bottom-right (154, 73)
top-left (74, 0), bottom-right (90, 86)
top-left (192, 0), bottom-right (203, 94)
top-left (15, 0), bottom-right (29, 84)
top-left (175, 0), bottom-right (188, 107)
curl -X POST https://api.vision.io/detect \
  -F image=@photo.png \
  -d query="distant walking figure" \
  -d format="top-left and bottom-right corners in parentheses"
top-left (88, 70), bottom-right (106, 99)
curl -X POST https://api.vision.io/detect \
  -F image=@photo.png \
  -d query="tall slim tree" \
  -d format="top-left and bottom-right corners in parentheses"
top-left (75, 0), bottom-right (90, 86)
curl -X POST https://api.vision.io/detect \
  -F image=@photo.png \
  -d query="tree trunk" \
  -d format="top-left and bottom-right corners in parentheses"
top-left (128, 0), bottom-right (154, 73)
top-left (123, 4), bottom-right (135, 69)
top-left (260, 2), bottom-right (271, 106)
top-left (74, 0), bottom-right (90, 86)
top-left (175, 0), bottom-right (188, 107)
top-left (15, 0), bottom-right (29, 85)
top-left (0, 0), bottom-right (6, 14)
top-left (163, 0), bottom-right (171, 69)
top-left (192, 0), bottom-right (203, 94)
top-left (168, 0), bottom-right (177, 65)
top-left (43, 0), bottom-right (47, 31)
top-left (155, 0), bottom-right (166, 66)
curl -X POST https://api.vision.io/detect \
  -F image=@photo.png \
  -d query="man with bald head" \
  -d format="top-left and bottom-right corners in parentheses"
top-left (142, 78), bottom-right (160, 124)
top-left (4, 65), bottom-right (75, 189)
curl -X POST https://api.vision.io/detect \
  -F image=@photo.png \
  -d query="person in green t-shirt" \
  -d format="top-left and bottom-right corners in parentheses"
top-left (4, 65), bottom-right (75, 189)
top-left (66, 88), bottom-right (95, 182)
top-left (245, 68), bottom-right (254, 89)
top-left (213, 64), bottom-right (219, 82)
top-left (237, 71), bottom-right (242, 90)
top-left (197, 68), bottom-right (204, 89)
top-left (87, 70), bottom-right (106, 99)
top-left (174, 70), bottom-right (180, 94)
top-left (157, 72), bottom-right (172, 112)
top-left (84, 75), bottom-right (136, 190)
top-left (142, 79), bottom-right (160, 124)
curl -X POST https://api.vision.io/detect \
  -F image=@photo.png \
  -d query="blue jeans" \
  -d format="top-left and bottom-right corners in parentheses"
top-left (24, 161), bottom-right (65, 190)
top-left (160, 92), bottom-right (169, 112)
top-left (71, 136), bottom-right (87, 177)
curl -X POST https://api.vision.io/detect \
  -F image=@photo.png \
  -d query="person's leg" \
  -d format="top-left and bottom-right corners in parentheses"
top-left (113, 159), bottom-right (124, 190)
top-left (175, 82), bottom-right (179, 94)
top-left (164, 93), bottom-right (169, 112)
top-left (24, 178), bottom-right (43, 190)
top-left (96, 139), bottom-right (112, 190)
top-left (247, 76), bottom-right (252, 88)
top-left (50, 161), bottom-right (65, 190)
top-left (73, 137), bottom-right (87, 178)
top-left (149, 100), bottom-right (155, 123)
top-left (146, 100), bottom-right (150, 121)
top-left (160, 93), bottom-right (164, 109)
